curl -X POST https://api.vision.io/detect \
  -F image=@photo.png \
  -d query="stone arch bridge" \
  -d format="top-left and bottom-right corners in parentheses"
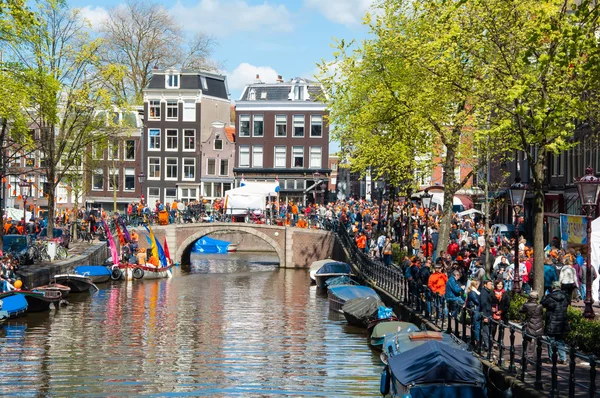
top-left (145, 223), bottom-right (345, 268)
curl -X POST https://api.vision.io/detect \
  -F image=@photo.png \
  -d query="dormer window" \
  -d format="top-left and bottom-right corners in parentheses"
top-left (201, 76), bottom-right (208, 90)
top-left (249, 89), bottom-right (256, 100)
top-left (261, 92), bottom-right (267, 99)
top-left (166, 73), bottom-right (179, 89)
top-left (294, 85), bottom-right (304, 100)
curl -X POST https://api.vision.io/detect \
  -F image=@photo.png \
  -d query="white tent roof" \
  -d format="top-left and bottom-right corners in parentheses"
top-left (230, 182), bottom-right (279, 196)
top-left (589, 217), bottom-right (600, 303)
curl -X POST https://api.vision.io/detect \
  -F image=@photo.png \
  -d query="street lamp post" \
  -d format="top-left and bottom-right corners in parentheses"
top-left (18, 178), bottom-right (31, 223)
top-left (508, 177), bottom-right (527, 294)
top-left (137, 172), bottom-right (146, 205)
top-left (312, 171), bottom-right (320, 205)
top-left (421, 189), bottom-right (433, 259)
top-left (575, 167), bottom-right (600, 319)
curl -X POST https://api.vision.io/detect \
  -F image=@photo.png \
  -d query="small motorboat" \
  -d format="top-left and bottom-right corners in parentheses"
top-left (314, 261), bottom-right (353, 290)
top-left (19, 290), bottom-right (62, 312)
top-left (325, 275), bottom-right (358, 289)
top-left (309, 259), bottom-right (351, 286)
top-left (192, 236), bottom-right (231, 254)
top-left (34, 283), bottom-right (71, 298)
top-left (369, 321), bottom-right (418, 350)
top-left (53, 274), bottom-right (97, 293)
top-left (112, 263), bottom-right (173, 280)
top-left (342, 296), bottom-right (384, 327)
top-left (380, 330), bottom-right (487, 397)
top-left (0, 292), bottom-right (28, 318)
top-left (227, 244), bottom-right (237, 252)
top-left (74, 265), bottom-right (112, 284)
top-left (328, 285), bottom-right (379, 313)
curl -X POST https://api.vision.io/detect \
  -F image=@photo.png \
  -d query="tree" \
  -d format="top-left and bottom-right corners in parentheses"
top-left (6, 0), bottom-right (122, 238)
top-left (98, 0), bottom-right (219, 104)
top-left (468, 0), bottom-right (600, 294)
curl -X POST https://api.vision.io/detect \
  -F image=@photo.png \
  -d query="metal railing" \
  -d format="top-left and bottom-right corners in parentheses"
top-left (336, 222), bottom-right (598, 397)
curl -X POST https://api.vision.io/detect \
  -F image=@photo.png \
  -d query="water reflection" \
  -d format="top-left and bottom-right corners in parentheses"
top-left (0, 252), bottom-right (381, 396)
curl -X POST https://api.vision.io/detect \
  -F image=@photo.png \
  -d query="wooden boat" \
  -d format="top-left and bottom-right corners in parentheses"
top-left (74, 265), bottom-right (111, 284)
top-left (19, 290), bottom-right (62, 312)
top-left (380, 330), bottom-right (487, 397)
top-left (327, 285), bottom-right (378, 313)
top-left (34, 283), bottom-right (71, 298)
top-left (342, 296), bottom-right (384, 327)
top-left (112, 263), bottom-right (173, 280)
top-left (369, 321), bottom-right (418, 350)
top-left (53, 274), bottom-right (97, 293)
top-left (314, 261), bottom-right (353, 289)
top-left (0, 292), bottom-right (28, 318)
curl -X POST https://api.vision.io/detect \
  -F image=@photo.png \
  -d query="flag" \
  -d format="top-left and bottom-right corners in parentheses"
top-left (155, 238), bottom-right (168, 268)
top-left (240, 175), bottom-right (246, 187)
top-left (118, 216), bottom-right (131, 242)
top-left (103, 219), bottom-right (119, 265)
top-left (115, 219), bottom-right (125, 246)
top-left (144, 225), bottom-right (159, 261)
top-left (163, 237), bottom-right (171, 261)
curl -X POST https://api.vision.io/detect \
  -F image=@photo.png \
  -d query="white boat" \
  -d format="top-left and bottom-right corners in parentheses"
top-left (113, 264), bottom-right (173, 280)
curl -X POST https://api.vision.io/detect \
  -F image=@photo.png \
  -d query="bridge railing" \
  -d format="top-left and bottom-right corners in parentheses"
top-left (335, 221), bottom-right (598, 398)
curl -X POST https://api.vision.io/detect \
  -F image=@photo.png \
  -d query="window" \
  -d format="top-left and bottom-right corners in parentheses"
top-left (275, 115), bottom-right (287, 137)
top-left (293, 115), bottom-right (304, 137)
top-left (252, 146), bottom-right (263, 168)
top-left (166, 74), bottom-right (179, 88)
top-left (166, 129), bottom-right (178, 151)
top-left (165, 158), bottom-right (178, 180)
top-left (207, 158), bottom-right (216, 175)
top-left (293, 146), bottom-right (304, 168)
top-left (294, 85), bottom-right (305, 100)
top-left (183, 158), bottom-right (195, 180)
top-left (180, 188), bottom-right (197, 203)
top-left (310, 147), bottom-right (322, 168)
top-left (239, 115), bottom-right (250, 137)
top-left (108, 169), bottom-right (119, 191)
top-left (275, 146), bottom-right (286, 168)
top-left (183, 130), bottom-right (195, 151)
top-left (149, 100), bottom-right (161, 120)
top-left (124, 140), bottom-right (135, 160)
top-left (149, 129), bottom-right (161, 150)
top-left (166, 100), bottom-right (178, 120)
top-left (203, 182), bottom-right (213, 197)
top-left (201, 76), bottom-right (208, 90)
top-left (249, 89), bottom-right (256, 100)
top-left (92, 169), bottom-right (103, 190)
top-left (239, 145), bottom-right (250, 167)
top-left (183, 100), bottom-right (196, 122)
top-left (108, 142), bottom-right (119, 160)
top-left (165, 188), bottom-right (177, 203)
top-left (148, 187), bottom-right (160, 197)
top-left (253, 115), bottom-right (264, 137)
top-left (220, 159), bottom-right (229, 176)
top-left (124, 168), bottom-right (135, 191)
top-left (310, 115), bottom-right (323, 137)
top-left (148, 157), bottom-right (161, 179)
top-left (214, 139), bottom-right (223, 150)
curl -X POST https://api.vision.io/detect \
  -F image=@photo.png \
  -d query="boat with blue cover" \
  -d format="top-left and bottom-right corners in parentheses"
top-left (369, 321), bottom-right (418, 350)
top-left (328, 285), bottom-right (378, 313)
top-left (313, 261), bottom-right (353, 289)
top-left (380, 330), bottom-right (487, 397)
top-left (74, 265), bottom-right (112, 284)
top-left (0, 292), bottom-right (28, 318)
top-left (192, 236), bottom-right (231, 254)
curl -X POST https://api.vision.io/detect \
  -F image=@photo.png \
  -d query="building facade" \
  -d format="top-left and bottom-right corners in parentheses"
top-left (200, 122), bottom-right (235, 201)
top-left (234, 76), bottom-right (331, 204)
top-left (142, 69), bottom-right (230, 208)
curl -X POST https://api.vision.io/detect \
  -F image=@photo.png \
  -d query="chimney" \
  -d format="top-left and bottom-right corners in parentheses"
top-left (153, 65), bottom-right (159, 70)
top-left (276, 75), bottom-right (283, 83)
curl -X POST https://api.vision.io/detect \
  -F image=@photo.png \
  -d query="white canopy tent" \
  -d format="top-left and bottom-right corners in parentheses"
top-left (588, 217), bottom-right (600, 303)
top-left (224, 182), bottom-right (279, 216)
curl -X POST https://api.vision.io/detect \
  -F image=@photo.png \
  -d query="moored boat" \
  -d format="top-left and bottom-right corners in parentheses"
top-left (327, 285), bottom-right (378, 313)
top-left (309, 258), bottom-right (335, 283)
top-left (20, 290), bottom-right (62, 312)
top-left (113, 263), bottom-right (173, 280)
top-left (53, 274), bottom-right (97, 293)
top-left (369, 321), bottom-right (418, 350)
top-left (314, 261), bottom-right (353, 289)
top-left (34, 283), bottom-right (71, 298)
top-left (74, 265), bottom-right (112, 284)
top-left (380, 330), bottom-right (487, 397)
top-left (342, 296), bottom-right (384, 327)
top-left (0, 292), bottom-right (28, 318)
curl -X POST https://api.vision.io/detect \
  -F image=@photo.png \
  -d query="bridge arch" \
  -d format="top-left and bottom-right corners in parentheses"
top-left (175, 225), bottom-right (285, 266)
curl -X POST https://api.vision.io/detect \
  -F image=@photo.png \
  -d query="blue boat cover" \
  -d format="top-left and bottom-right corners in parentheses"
top-left (325, 276), bottom-right (357, 287)
top-left (192, 236), bottom-right (230, 254)
top-left (315, 261), bottom-right (351, 275)
top-left (406, 385), bottom-right (487, 398)
top-left (75, 266), bottom-right (111, 277)
top-left (0, 293), bottom-right (28, 315)
top-left (388, 340), bottom-right (485, 386)
top-left (329, 285), bottom-right (379, 302)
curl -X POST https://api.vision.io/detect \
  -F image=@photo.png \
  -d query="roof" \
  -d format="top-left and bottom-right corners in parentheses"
top-left (225, 126), bottom-right (235, 143)
top-left (238, 77), bottom-right (326, 103)
top-left (144, 70), bottom-right (229, 100)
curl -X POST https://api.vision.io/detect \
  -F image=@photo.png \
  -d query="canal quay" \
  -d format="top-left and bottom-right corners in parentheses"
top-left (0, 252), bottom-right (383, 397)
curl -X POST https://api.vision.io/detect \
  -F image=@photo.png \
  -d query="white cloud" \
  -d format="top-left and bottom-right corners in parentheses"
top-left (304, 0), bottom-right (375, 26)
top-left (78, 5), bottom-right (109, 29)
top-left (227, 62), bottom-right (280, 94)
top-left (170, 0), bottom-right (293, 36)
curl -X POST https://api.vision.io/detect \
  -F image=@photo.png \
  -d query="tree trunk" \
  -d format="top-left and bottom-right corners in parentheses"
top-left (437, 141), bottom-right (458, 259)
top-left (532, 148), bottom-right (546, 295)
top-left (47, 170), bottom-right (56, 239)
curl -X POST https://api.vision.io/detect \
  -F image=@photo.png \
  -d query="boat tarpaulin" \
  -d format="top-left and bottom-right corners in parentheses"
top-left (325, 276), bottom-right (357, 288)
top-left (342, 296), bottom-right (384, 325)
top-left (388, 340), bottom-right (485, 386)
top-left (192, 236), bottom-right (230, 254)
top-left (75, 266), bottom-right (111, 277)
top-left (371, 322), bottom-right (419, 340)
top-left (315, 261), bottom-right (351, 275)
top-left (328, 285), bottom-right (379, 302)
top-left (405, 385), bottom-right (487, 398)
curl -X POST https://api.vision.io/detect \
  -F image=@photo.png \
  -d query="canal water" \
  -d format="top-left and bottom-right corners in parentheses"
top-left (0, 252), bottom-right (382, 396)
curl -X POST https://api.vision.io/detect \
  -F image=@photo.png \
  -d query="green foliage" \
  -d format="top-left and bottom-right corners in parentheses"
top-left (391, 243), bottom-right (407, 266)
top-left (566, 307), bottom-right (600, 355)
top-left (507, 292), bottom-right (529, 323)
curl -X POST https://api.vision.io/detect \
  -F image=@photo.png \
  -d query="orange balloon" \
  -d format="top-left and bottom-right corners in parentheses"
top-left (14, 280), bottom-right (22, 289)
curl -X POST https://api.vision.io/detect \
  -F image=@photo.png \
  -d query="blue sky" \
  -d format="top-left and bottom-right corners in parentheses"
top-left (70, 0), bottom-right (374, 101)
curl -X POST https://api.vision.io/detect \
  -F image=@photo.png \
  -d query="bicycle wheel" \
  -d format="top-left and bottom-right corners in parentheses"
top-left (57, 246), bottom-right (68, 260)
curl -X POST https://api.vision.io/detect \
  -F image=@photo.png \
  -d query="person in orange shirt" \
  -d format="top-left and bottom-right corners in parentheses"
top-left (297, 216), bottom-right (308, 228)
top-left (428, 262), bottom-right (448, 297)
top-left (356, 231), bottom-right (367, 253)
